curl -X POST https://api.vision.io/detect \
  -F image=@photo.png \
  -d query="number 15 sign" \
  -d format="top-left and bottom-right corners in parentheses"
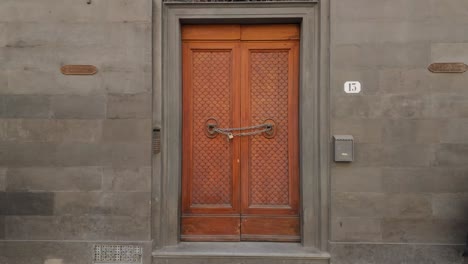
top-left (344, 81), bottom-right (361, 94)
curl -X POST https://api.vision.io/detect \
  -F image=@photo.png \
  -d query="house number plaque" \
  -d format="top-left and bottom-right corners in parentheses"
top-left (61, 65), bottom-right (97, 75)
top-left (428, 63), bottom-right (468, 73)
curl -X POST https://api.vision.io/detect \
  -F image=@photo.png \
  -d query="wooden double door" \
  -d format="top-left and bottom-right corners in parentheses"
top-left (181, 24), bottom-right (300, 242)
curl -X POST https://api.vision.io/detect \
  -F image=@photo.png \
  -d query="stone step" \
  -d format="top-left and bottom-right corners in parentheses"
top-left (153, 242), bottom-right (330, 264)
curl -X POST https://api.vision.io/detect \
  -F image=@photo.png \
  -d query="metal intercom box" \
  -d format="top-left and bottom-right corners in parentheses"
top-left (333, 135), bottom-right (354, 162)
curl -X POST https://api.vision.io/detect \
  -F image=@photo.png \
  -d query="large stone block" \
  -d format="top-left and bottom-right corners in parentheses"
top-left (381, 94), bottom-right (431, 119)
top-left (431, 43), bottom-right (468, 63)
top-left (331, 217), bottom-right (382, 242)
top-left (6, 22), bottom-right (151, 50)
top-left (332, 192), bottom-right (432, 219)
top-left (6, 45), bottom-right (149, 73)
top-left (0, 241), bottom-right (91, 264)
top-left (0, 168), bottom-right (5, 191)
top-left (352, 143), bottom-right (385, 167)
top-left (107, 93), bottom-right (151, 119)
top-left (433, 168), bottom-right (468, 193)
top-left (3, 119), bottom-right (102, 142)
top-left (332, 96), bottom-right (382, 119)
top-left (1, 95), bottom-right (51, 118)
top-left (382, 219), bottom-right (468, 243)
top-left (51, 95), bottom-right (106, 119)
top-left (333, 21), bottom-right (432, 45)
top-left (103, 70), bottom-right (152, 94)
top-left (432, 193), bottom-right (468, 219)
top-left (332, 192), bottom-right (386, 218)
top-left (429, 94), bottom-right (468, 118)
top-left (379, 68), bottom-right (431, 95)
top-left (102, 119), bottom-right (151, 143)
top-left (54, 192), bottom-right (151, 218)
top-left (102, 167), bottom-right (151, 192)
top-left (6, 167), bottom-right (102, 192)
top-left (5, 215), bottom-right (150, 240)
top-left (331, 167), bottom-right (383, 193)
top-left (333, 0), bottom-right (431, 21)
top-left (382, 144), bottom-right (435, 167)
top-left (0, 23), bottom-right (6, 47)
top-left (440, 120), bottom-right (468, 143)
top-left (434, 144), bottom-right (468, 166)
top-left (5, 69), bottom-right (104, 95)
top-left (382, 168), bottom-right (435, 193)
top-left (0, 216), bottom-right (4, 239)
top-left (0, 142), bottom-right (150, 167)
top-left (1, 192), bottom-right (54, 216)
top-left (0, 0), bottom-right (152, 23)
top-left (0, 241), bottom-right (152, 264)
top-left (382, 119), bottom-right (442, 144)
top-left (330, 243), bottom-right (464, 264)
top-left (333, 43), bottom-right (429, 69)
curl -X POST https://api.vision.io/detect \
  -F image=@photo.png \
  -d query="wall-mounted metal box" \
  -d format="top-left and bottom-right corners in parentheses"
top-left (333, 135), bottom-right (354, 162)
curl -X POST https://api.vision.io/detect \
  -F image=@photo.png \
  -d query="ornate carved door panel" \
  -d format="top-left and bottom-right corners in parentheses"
top-left (181, 25), bottom-right (299, 242)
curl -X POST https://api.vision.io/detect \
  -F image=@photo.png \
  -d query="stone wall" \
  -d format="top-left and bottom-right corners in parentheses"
top-left (329, 0), bottom-right (468, 263)
top-left (1, 0), bottom-right (468, 263)
top-left (0, 0), bottom-right (153, 263)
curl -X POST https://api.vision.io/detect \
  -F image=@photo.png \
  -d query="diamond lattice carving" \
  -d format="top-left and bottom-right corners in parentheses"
top-left (249, 51), bottom-right (290, 206)
top-left (191, 50), bottom-right (233, 205)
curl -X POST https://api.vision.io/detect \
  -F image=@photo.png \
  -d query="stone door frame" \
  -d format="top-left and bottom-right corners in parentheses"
top-left (152, 0), bottom-right (330, 252)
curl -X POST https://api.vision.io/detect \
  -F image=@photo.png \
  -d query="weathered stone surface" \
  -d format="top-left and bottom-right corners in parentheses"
top-left (1, 95), bottom-right (51, 118)
top-left (0, 168), bottom-right (5, 191)
top-left (333, 43), bottom-right (429, 69)
top-left (0, 0), bottom-right (152, 23)
top-left (433, 169), bottom-right (468, 193)
top-left (381, 94), bottom-right (431, 119)
top-left (6, 167), bottom-right (102, 192)
top-left (330, 243), bottom-right (464, 264)
top-left (102, 119), bottom-right (151, 143)
top-left (382, 119), bottom-right (441, 144)
top-left (5, 215), bottom-right (150, 240)
top-left (382, 168), bottom-right (434, 193)
top-left (2, 119), bottom-right (102, 142)
top-left (332, 96), bottom-right (382, 119)
top-left (5, 70), bottom-right (103, 95)
top-left (332, 192), bottom-right (432, 219)
top-left (107, 93), bottom-right (151, 119)
top-left (381, 144), bottom-right (435, 167)
top-left (102, 167), bottom-right (151, 192)
top-left (429, 94), bottom-right (468, 118)
top-left (103, 70), bottom-right (152, 94)
top-left (0, 216), bottom-right (4, 239)
top-left (331, 217), bottom-right (381, 242)
top-left (6, 22), bottom-right (151, 49)
top-left (434, 144), bottom-right (468, 166)
top-left (382, 218), bottom-right (468, 243)
top-left (0, 142), bottom-right (150, 167)
top-left (0, 192), bottom-right (54, 216)
top-left (440, 120), bottom-right (468, 143)
top-left (51, 95), bottom-right (106, 119)
top-left (0, 241), bottom-right (152, 264)
top-left (432, 193), bottom-right (468, 219)
top-left (54, 192), bottom-right (150, 218)
top-left (431, 43), bottom-right (468, 63)
top-left (331, 167), bottom-right (383, 192)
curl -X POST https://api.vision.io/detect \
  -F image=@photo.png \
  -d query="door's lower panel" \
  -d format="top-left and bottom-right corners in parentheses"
top-left (181, 216), bottom-right (240, 241)
top-left (240, 216), bottom-right (300, 242)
